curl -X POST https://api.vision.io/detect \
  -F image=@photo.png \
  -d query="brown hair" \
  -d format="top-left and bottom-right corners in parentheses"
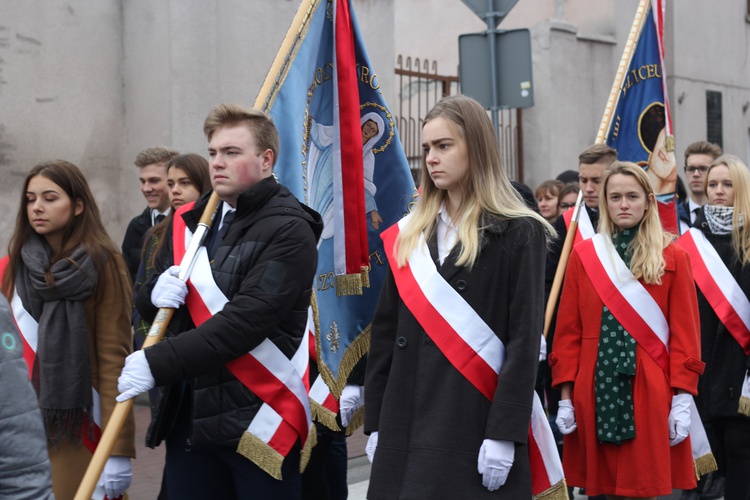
top-left (535, 179), bottom-right (564, 199)
top-left (134, 146), bottom-right (179, 168)
top-left (578, 144), bottom-right (618, 166)
top-left (683, 141), bottom-right (722, 166)
top-left (3, 160), bottom-right (131, 299)
top-left (203, 103), bottom-right (279, 167)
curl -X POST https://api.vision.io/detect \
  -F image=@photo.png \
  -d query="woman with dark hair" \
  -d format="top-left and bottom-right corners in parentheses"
top-left (677, 154), bottom-right (750, 500)
top-left (364, 95), bottom-right (554, 498)
top-left (133, 153), bottom-right (211, 348)
top-left (551, 162), bottom-right (703, 499)
top-left (1, 160), bottom-right (134, 499)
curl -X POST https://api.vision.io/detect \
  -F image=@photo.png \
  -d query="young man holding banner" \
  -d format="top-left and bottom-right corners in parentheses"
top-left (118, 103), bottom-right (323, 499)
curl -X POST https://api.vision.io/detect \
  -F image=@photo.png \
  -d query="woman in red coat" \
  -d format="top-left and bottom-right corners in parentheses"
top-left (550, 162), bottom-right (704, 499)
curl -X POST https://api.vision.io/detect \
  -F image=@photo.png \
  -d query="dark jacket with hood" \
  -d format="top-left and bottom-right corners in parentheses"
top-left (137, 177), bottom-right (323, 448)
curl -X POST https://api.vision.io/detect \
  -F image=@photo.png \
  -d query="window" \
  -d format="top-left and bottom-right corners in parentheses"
top-left (706, 91), bottom-right (723, 149)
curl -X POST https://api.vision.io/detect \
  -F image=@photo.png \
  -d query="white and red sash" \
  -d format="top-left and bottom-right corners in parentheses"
top-left (576, 234), bottom-right (716, 473)
top-left (563, 204), bottom-right (596, 244)
top-left (380, 216), bottom-right (566, 499)
top-left (307, 313), bottom-right (341, 430)
top-left (0, 257), bottom-right (109, 499)
top-left (172, 203), bottom-right (312, 479)
top-left (677, 228), bottom-right (750, 416)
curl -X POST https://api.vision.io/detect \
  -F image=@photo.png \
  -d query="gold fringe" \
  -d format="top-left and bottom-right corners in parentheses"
top-left (694, 453), bottom-right (718, 480)
top-left (317, 326), bottom-right (371, 398)
top-left (344, 406), bottom-right (366, 437)
top-left (311, 400), bottom-right (341, 432)
top-left (300, 425), bottom-right (317, 473)
top-left (665, 134), bottom-right (675, 153)
top-left (738, 395), bottom-right (750, 416)
top-left (236, 431), bottom-right (284, 480)
top-left (533, 478), bottom-right (569, 500)
top-left (360, 265), bottom-right (371, 288)
top-left (335, 273), bottom-right (363, 296)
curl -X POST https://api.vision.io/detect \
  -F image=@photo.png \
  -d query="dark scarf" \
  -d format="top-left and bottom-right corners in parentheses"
top-left (15, 234), bottom-right (98, 445)
top-left (594, 226), bottom-right (638, 444)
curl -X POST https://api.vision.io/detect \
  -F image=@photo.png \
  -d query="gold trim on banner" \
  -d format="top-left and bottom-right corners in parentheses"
top-left (533, 478), bottom-right (569, 500)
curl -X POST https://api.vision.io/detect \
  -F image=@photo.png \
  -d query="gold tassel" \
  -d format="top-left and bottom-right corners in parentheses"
top-left (360, 265), bottom-right (371, 288)
top-left (344, 406), bottom-right (366, 437)
top-left (317, 326), bottom-right (371, 399)
top-left (236, 431), bottom-right (284, 480)
top-left (694, 453), bottom-right (718, 480)
top-left (738, 395), bottom-right (750, 417)
top-left (665, 134), bottom-right (675, 153)
top-left (300, 426), bottom-right (317, 473)
top-left (335, 273), bottom-right (363, 296)
top-left (533, 478), bottom-right (569, 500)
top-left (311, 400), bottom-right (341, 432)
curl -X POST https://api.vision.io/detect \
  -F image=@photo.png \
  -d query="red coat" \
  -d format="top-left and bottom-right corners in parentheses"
top-left (550, 241), bottom-right (704, 497)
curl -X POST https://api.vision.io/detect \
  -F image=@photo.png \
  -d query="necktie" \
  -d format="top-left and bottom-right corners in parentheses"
top-left (155, 214), bottom-right (166, 225)
top-left (691, 207), bottom-right (699, 224)
top-left (208, 210), bottom-right (235, 259)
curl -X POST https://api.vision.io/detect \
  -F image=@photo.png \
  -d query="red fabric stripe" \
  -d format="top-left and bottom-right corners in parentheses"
top-left (527, 426), bottom-right (551, 494)
top-left (381, 224), bottom-right (497, 400)
top-left (227, 354), bottom-right (308, 442)
top-left (563, 209), bottom-right (584, 246)
top-left (577, 240), bottom-right (671, 374)
top-left (267, 420), bottom-right (298, 458)
top-left (335, 0), bottom-right (367, 274)
top-left (678, 233), bottom-right (750, 355)
top-left (657, 200), bottom-right (678, 236)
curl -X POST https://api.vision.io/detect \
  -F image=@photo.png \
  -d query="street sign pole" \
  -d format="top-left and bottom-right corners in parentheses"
top-left (486, 0), bottom-right (500, 138)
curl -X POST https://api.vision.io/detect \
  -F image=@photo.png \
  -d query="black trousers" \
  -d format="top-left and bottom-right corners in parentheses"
top-left (710, 416), bottom-right (750, 500)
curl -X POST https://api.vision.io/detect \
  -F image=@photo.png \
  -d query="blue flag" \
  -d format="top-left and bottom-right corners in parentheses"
top-left (259, 0), bottom-right (416, 407)
top-left (605, 0), bottom-right (677, 231)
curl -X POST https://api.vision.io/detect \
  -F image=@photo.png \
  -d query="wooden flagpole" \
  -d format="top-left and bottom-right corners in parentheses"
top-left (74, 2), bottom-right (320, 498)
top-left (543, 0), bottom-right (652, 338)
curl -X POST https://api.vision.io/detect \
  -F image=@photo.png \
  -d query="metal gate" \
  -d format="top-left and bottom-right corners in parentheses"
top-left (393, 55), bottom-right (523, 184)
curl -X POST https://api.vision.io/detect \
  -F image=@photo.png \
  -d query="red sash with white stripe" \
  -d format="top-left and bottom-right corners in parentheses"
top-left (576, 234), bottom-right (716, 469)
top-left (677, 229), bottom-right (750, 355)
top-left (380, 216), bottom-right (566, 498)
top-left (307, 313), bottom-right (341, 430)
top-left (563, 205), bottom-right (596, 244)
top-left (677, 228), bottom-right (750, 416)
top-left (172, 203), bottom-right (312, 479)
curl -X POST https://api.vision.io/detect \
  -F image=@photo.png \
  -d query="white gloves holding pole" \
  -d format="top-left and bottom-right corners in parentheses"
top-left (668, 393), bottom-right (692, 446)
top-left (116, 349), bottom-right (155, 402)
top-left (151, 266), bottom-right (188, 309)
top-left (477, 439), bottom-right (515, 491)
top-left (97, 456), bottom-right (132, 499)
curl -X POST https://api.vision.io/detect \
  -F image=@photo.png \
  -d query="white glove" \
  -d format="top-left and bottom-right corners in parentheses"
top-left (98, 455), bottom-right (132, 499)
top-left (668, 393), bottom-right (692, 446)
top-left (116, 349), bottom-right (156, 402)
top-left (477, 439), bottom-right (515, 491)
top-left (365, 431), bottom-right (378, 463)
top-left (539, 334), bottom-right (547, 362)
top-left (339, 384), bottom-right (364, 428)
top-left (556, 399), bottom-right (577, 435)
top-left (151, 265), bottom-right (187, 308)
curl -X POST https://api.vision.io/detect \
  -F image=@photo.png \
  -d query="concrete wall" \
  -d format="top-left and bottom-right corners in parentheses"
top-left (0, 0), bottom-right (394, 250)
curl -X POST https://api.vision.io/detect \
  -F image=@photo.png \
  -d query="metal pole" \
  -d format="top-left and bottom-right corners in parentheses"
top-left (486, 0), bottom-right (499, 141)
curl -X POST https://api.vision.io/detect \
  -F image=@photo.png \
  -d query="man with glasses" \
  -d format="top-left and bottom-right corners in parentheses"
top-left (678, 141), bottom-right (722, 234)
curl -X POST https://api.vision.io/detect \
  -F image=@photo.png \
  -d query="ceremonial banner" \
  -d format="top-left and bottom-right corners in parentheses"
top-left (259, 0), bottom-right (416, 406)
top-left (602, 0), bottom-right (678, 233)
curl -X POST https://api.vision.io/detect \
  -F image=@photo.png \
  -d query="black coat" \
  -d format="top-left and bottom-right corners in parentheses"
top-left (693, 210), bottom-right (750, 420)
top-left (121, 207), bottom-right (152, 283)
top-left (364, 216), bottom-right (546, 499)
top-left (137, 177), bottom-right (323, 448)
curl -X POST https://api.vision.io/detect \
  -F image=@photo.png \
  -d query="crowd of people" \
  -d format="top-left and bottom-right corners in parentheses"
top-left (1, 94), bottom-right (749, 500)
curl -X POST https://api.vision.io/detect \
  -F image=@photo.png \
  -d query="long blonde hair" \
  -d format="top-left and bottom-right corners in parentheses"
top-left (707, 154), bottom-right (750, 265)
top-left (395, 95), bottom-right (554, 268)
top-left (598, 162), bottom-right (671, 284)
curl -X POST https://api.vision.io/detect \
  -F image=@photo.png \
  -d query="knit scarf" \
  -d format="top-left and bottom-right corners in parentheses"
top-left (704, 204), bottom-right (737, 235)
top-left (15, 234), bottom-right (98, 445)
top-left (594, 226), bottom-right (638, 444)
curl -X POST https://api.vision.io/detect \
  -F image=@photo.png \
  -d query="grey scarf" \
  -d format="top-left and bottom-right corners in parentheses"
top-left (704, 204), bottom-right (737, 235)
top-left (16, 234), bottom-right (97, 444)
